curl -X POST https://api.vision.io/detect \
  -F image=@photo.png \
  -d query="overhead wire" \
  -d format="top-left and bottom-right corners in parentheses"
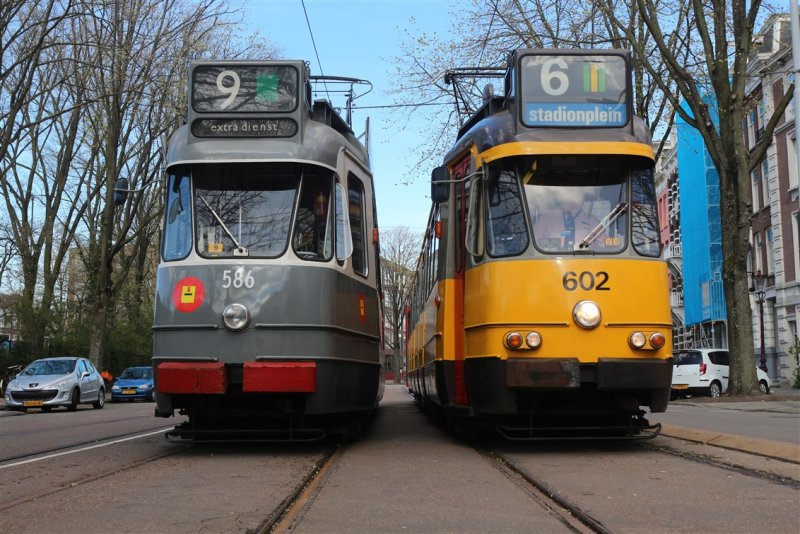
top-left (300, 0), bottom-right (331, 102)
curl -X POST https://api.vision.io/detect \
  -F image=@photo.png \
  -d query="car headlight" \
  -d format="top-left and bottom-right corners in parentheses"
top-left (56, 380), bottom-right (71, 390)
top-left (7, 381), bottom-right (20, 392)
top-left (112, 385), bottom-right (120, 391)
top-left (223, 303), bottom-right (249, 331)
top-left (138, 384), bottom-right (152, 390)
top-left (573, 300), bottom-right (601, 329)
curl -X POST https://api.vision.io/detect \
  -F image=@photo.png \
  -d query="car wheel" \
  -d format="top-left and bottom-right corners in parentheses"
top-left (759, 380), bottom-right (770, 394)
top-left (149, 390), bottom-right (156, 403)
top-left (93, 388), bottom-right (105, 409)
top-left (709, 381), bottom-right (722, 398)
top-left (67, 387), bottom-right (80, 411)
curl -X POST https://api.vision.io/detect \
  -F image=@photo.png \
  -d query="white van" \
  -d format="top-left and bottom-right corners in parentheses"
top-left (671, 349), bottom-right (770, 398)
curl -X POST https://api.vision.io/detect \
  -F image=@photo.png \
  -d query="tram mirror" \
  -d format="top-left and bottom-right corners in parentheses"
top-left (431, 167), bottom-right (450, 203)
top-left (113, 178), bottom-right (129, 206)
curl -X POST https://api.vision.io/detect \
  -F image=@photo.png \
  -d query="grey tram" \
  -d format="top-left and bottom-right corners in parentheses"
top-left (148, 61), bottom-right (384, 441)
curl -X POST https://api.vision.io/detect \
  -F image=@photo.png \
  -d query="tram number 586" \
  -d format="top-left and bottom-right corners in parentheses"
top-left (222, 269), bottom-right (255, 289)
top-left (562, 271), bottom-right (610, 291)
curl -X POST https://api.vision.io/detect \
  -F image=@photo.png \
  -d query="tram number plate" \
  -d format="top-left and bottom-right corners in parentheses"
top-left (23, 400), bottom-right (44, 407)
top-left (672, 384), bottom-right (688, 390)
top-left (122, 389), bottom-right (136, 395)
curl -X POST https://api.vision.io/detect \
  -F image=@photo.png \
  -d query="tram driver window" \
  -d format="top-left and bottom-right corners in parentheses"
top-left (486, 169), bottom-right (528, 257)
top-left (163, 172), bottom-right (192, 261)
top-left (292, 172), bottom-right (333, 260)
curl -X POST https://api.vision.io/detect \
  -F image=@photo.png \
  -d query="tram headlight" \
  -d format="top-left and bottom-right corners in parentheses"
top-left (629, 331), bottom-right (647, 349)
top-left (525, 332), bottom-right (542, 349)
top-left (573, 300), bottom-right (601, 329)
top-left (222, 303), bottom-right (249, 331)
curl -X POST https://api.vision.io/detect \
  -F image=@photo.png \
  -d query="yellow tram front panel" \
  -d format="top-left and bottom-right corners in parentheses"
top-left (463, 258), bottom-right (672, 362)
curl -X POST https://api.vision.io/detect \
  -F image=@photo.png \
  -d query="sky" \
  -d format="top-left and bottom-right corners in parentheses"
top-left (243, 0), bottom-right (456, 232)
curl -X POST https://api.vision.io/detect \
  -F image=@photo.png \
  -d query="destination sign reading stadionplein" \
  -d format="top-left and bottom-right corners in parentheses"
top-left (519, 54), bottom-right (629, 128)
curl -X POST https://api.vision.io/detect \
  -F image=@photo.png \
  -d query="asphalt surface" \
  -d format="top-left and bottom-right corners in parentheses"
top-left (3, 386), bottom-right (799, 463)
top-left (656, 387), bottom-right (800, 464)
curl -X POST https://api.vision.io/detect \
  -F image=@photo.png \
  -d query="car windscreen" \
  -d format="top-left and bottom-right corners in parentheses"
top-left (120, 368), bottom-right (153, 379)
top-left (22, 359), bottom-right (77, 375)
top-left (674, 352), bottom-right (702, 365)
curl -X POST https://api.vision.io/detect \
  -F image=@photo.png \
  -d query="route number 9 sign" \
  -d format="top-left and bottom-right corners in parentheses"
top-left (191, 64), bottom-right (298, 113)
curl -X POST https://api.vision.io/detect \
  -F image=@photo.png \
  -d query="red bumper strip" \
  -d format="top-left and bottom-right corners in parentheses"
top-left (157, 362), bottom-right (227, 394)
top-left (243, 362), bottom-right (317, 393)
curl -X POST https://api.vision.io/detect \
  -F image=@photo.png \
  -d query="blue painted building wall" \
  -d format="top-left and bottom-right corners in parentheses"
top-left (676, 99), bottom-right (726, 326)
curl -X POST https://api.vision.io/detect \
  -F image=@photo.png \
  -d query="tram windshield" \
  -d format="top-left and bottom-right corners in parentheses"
top-left (193, 163), bottom-right (300, 258)
top-left (485, 155), bottom-right (660, 256)
top-left (161, 162), bottom-right (339, 261)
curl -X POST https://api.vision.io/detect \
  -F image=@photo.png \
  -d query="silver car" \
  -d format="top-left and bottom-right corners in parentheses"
top-left (4, 357), bottom-right (105, 412)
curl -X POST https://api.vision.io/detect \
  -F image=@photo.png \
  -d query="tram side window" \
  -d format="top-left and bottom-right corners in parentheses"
top-left (163, 172), bottom-right (192, 261)
top-left (348, 175), bottom-right (367, 275)
top-left (293, 173), bottom-right (333, 260)
top-left (631, 168), bottom-right (661, 257)
top-left (487, 169), bottom-right (528, 257)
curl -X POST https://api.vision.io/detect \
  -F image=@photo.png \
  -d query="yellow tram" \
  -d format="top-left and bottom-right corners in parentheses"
top-left (406, 49), bottom-right (672, 439)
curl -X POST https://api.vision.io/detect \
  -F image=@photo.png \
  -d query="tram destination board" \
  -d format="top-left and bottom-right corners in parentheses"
top-left (189, 63), bottom-right (301, 138)
top-left (519, 51), bottom-right (629, 128)
top-left (191, 64), bottom-right (299, 113)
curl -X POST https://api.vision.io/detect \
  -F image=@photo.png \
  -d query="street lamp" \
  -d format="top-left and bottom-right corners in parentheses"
top-left (750, 270), bottom-right (768, 372)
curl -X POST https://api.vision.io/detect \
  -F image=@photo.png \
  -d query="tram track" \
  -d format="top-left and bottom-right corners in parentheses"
top-left (0, 439), bottom-right (190, 514)
top-left (479, 448), bottom-right (611, 534)
top-left (639, 440), bottom-right (800, 490)
top-left (249, 444), bottom-right (343, 534)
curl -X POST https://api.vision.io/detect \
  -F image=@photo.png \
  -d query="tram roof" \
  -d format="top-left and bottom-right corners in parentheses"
top-left (165, 109), bottom-right (370, 171)
top-left (445, 106), bottom-right (654, 165)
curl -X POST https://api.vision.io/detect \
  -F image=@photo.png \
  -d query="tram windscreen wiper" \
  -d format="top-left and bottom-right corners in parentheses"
top-left (199, 195), bottom-right (249, 256)
top-left (578, 202), bottom-right (627, 250)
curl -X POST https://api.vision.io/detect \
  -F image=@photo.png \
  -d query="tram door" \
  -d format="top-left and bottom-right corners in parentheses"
top-left (451, 156), bottom-right (471, 406)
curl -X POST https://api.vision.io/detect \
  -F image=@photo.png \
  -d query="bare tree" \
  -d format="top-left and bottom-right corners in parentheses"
top-left (595, 0), bottom-right (792, 394)
top-left (389, 0), bottom-right (678, 176)
top-left (71, 0), bottom-right (278, 369)
top-left (380, 227), bottom-right (421, 383)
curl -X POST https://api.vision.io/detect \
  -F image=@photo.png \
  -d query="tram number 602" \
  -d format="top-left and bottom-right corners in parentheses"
top-left (222, 269), bottom-right (255, 289)
top-left (562, 271), bottom-right (610, 291)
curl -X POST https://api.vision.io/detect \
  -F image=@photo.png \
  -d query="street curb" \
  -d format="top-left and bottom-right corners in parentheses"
top-left (660, 423), bottom-right (800, 464)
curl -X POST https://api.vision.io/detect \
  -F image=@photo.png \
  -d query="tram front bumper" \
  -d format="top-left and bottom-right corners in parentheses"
top-left (466, 357), bottom-right (674, 414)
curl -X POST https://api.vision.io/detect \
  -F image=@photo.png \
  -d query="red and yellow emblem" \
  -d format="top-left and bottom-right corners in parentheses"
top-left (358, 293), bottom-right (366, 323)
top-left (172, 276), bottom-right (205, 313)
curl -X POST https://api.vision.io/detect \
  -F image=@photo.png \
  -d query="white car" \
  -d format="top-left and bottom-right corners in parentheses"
top-left (4, 357), bottom-right (106, 412)
top-left (671, 348), bottom-right (770, 398)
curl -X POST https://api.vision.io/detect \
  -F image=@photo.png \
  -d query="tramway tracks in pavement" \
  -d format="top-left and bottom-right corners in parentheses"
top-left (249, 444), bottom-right (342, 534)
top-left (639, 441), bottom-right (800, 490)
top-left (479, 448), bottom-right (611, 534)
top-left (0, 440), bottom-right (189, 513)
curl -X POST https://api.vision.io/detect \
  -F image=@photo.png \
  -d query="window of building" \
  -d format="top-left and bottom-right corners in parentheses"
top-left (761, 159), bottom-right (771, 206)
top-left (789, 135), bottom-right (798, 191)
top-left (754, 232), bottom-right (764, 273)
top-left (794, 211), bottom-right (800, 282)
top-left (766, 227), bottom-right (775, 276)
top-left (747, 108), bottom-right (756, 149)
top-left (751, 170), bottom-right (760, 212)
